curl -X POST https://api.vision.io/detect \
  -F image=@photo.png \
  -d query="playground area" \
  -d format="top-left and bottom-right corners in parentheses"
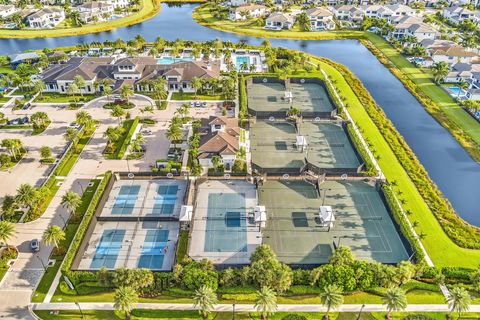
top-left (258, 180), bottom-right (409, 265)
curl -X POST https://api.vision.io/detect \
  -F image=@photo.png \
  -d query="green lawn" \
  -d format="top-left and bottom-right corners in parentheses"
top-left (316, 59), bottom-right (480, 268)
top-left (171, 92), bottom-right (225, 100)
top-left (0, 96), bottom-right (11, 103)
top-left (104, 119), bottom-right (139, 160)
top-left (175, 230), bottom-right (189, 264)
top-left (0, 0), bottom-right (161, 39)
top-left (34, 93), bottom-right (95, 103)
top-left (31, 260), bottom-right (61, 303)
top-left (0, 149), bottom-right (26, 171)
top-left (56, 130), bottom-right (93, 176)
top-left (32, 310), bottom-right (480, 320)
top-left (0, 65), bottom-right (14, 74)
top-left (0, 125), bottom-right (32, 130)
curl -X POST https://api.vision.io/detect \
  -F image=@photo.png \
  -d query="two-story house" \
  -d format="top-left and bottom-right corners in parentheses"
top-left (442, 6), bottom-right (476, 24)
top-left (26, 7), bottom-right (65, 28)
top-left (265, 12), bottom-right (296, 30)
top-left (306, 8), bottom-right (335, 30)
top-left (0, 5), bottom-right (18, 18)
top-left (229, 4), bottom-right (267, 21)
top-left (75, 1), bottom-right (115, 23)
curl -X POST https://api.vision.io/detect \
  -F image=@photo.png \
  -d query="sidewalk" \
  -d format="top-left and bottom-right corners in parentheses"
top-left (30, 302), bottom-right (480, 313)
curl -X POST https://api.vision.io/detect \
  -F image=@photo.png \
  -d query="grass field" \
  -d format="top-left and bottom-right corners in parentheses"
top-left (34, 93), bottom-right (95, 103)
top-left (315, 59), bottom-right (480, 268)
top-left (171, 92), bottom-right (225, 100)
top-left (0, 0), bottom-right (161, 39)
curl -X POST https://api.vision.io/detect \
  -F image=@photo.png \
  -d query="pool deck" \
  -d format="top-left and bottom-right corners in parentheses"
top-left (189, 180), bottom-right (262, 265)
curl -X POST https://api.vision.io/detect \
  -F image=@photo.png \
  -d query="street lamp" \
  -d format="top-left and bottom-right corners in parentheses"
top-left (36, 255), bottom-right (47, 272)
top-left (59, 215), bottom-right (67, 229)
top-left (232, 303), bottom-right (236, 320)
top-left (75, 302), bottom-right (84, 319)
top-left (76, 181), bottom-right (84, 194)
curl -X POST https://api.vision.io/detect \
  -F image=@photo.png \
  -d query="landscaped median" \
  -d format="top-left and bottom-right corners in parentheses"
top-left (0, 0), bottom-right (161, 39)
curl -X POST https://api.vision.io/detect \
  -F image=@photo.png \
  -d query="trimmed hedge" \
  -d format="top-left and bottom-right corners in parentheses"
top-left (117, 116), bottom-right (140, 160)
top-left (61, 171), bottom-right (112, 280)
top-left (238, 75), bottom-right (247, 123)
top-left (320, 58), bottom-right (480, 249)
top-left (346, 123), bottom-right (378, 176)
top-left (382, 185), bottom-right (424, 263)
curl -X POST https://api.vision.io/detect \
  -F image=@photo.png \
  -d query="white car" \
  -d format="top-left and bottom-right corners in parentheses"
top-left (68, 122), bottom-right (81, 129)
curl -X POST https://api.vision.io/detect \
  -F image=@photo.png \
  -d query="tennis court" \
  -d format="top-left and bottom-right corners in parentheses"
top-left (247, 80), bottom-right (291, 115)
top-left (250, 121), bottom-right (306, 173)
top-left (289, 81), bottom-right (334, 115)
top-left (189, 180), bottom-right (262, 265)
top-left (258, 180), bottom-right (409, 265)
top-left (299, 122), bottom-right (361, 170)
top-left (74, 178), bottom-right (186, 271)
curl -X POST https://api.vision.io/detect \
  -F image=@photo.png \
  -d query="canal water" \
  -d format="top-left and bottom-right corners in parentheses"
top-left (1, 3), bottom-right (479, 225)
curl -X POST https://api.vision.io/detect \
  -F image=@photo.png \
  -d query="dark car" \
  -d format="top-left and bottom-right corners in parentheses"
top-left (22, 103), bottom-right (31, 110)
top-left (30, 239), bottom-right (40, 252)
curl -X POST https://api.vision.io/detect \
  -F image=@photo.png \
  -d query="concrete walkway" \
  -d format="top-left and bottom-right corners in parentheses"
top-left (30, 302), bottom-right (480, 313)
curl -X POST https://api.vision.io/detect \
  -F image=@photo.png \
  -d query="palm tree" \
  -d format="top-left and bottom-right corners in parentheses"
top-left (166, 125), bottom-right (183, 148)
top-left (255, 287), bottom-right (277, 320)
top-left (111, 105), bottom-right (126, 125)
top-left (61, 191), bottom-right (82, 215)
top-left (64, 127), bottom-right (78, 143)
top-left (211, 155), bottom-right (222, 171)
top-left (30, 112), bottom-right (50, 130)
top-left (43, 225), bottom-right (65, 249)
top-left (33, 80), bottom-right (45, 97)
top-left (0, 221), bottom-right (16, 247)
top-left (297, 12), bottom-right (311, 31)
top-left (432, 61), bottom-right (449, 83)
top-left (193, 285), bottom-right (217, 319)
top-left (446, 286), bottom-right (471, 319)
top-left (120, 84), bottom-right (134, 103)
top-left (319, 284), bottom-right (344, 320)
top-left (190, 77), bottom-right (203, 98)
top-left (114, 286), bottom-right (138, 320)
top-left (16, 184), bottom-right (36, 208)
top-left (76, 111), bottom-right (92, 127)
top-left (73, 75), bottom-right (86, 96)
top-left (383, 287), bottom-right (408, 319)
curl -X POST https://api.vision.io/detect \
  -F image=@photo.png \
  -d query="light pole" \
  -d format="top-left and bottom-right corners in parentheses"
top-left (76, 180), bottom-right (84, 194)
top-left (355, 304), bottom-right (365, 320)
top-left (75, 302), bottom-right (84, 319)
top-left (321, 188), bottom-right (332, 206)
top-left (36, 255), bottom-right (47, 272)
top-left (232, 303), bottom-right (236, 320)
top-left (59, 214), bottom-right (67, 229)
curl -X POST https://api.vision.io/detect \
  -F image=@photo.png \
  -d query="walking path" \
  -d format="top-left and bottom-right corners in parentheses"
top-left (30, 302), bottom-right (480, 313)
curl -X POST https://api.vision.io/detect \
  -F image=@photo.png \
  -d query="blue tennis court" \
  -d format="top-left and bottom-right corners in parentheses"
top-left (90, 229), bottom-right (125, 269)
top-left (152, 185), bottom-right (178, 216)
top-left (204, 193), bottom-right (247, 252)
top-left (138, 229), bottom-right (169, 269)
top-left (112, 185), bottom-right (140, 214)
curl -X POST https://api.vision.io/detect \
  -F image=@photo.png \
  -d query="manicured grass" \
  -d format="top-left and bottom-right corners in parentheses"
top-left (316, 58), bottom-right (480, 268)
top-left (31, 260), bottom-right (61, 303)
top-left (171, 92), bottom-right (225, 100)
top-left (104, 118), bottom-right (139, 160)
top-left (0, 125), bottom-right (32, 130)
top-left (32, 122), bottom-right (51, 136)
top-left (34, 93), bottom-right (95, 103)
top-left (0, 0), bottom-right (161, 39)
top-left (175, 230), bottom-right (189, 265)
top-left (0, 66), bottom-right (14, 74)
top-left (0, 96), bottom-right (11, 103)
top-left (0, 149), bottom-right (26, 171)
top-left (56, 130), bottom-right (93, 176)
top-left (0, 268), bottom-right (8, 283)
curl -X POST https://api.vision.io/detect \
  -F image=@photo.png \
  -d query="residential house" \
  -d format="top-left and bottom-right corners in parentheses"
top-left (0, 5), bottom-right (17, 18)
top-left (385, 4), bottom-right (416, 17)
top-left (198, 116), bottom-right (241, 170)
top-left (74, 1), bottom-right (115, 23)
top-left (26, 7), bottom-right (65, 28)
top-left (390, 16), bottom-right (438, 42)
top-left (333, 5), bottom-right (365, 25)
top-left (107, 0), bottom-right (131, 8)
top-left (306, 8), bottom-right (335, 30)
top-left (229, 0), bottom-right (249, 6)
top-left (265, 12), bottom-right (296, 30)
top-left (427, 44), bottom-right (477, 65)
top-left (40, 56), bottom-right (221, 94)
top-left (443, 62), bottom-right (480, 82)
top-left (229, 4), bottom-right (267, 21)
top-left (442, 6), bottom-right (476, 24)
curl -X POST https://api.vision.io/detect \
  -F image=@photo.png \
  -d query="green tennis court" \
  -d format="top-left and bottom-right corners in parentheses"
top-left (289, 82), bottom-right (334, 113)
top-left (258, 180), bottom-right (409, 265)
top-left (247, 81), bottom-right (290, 114)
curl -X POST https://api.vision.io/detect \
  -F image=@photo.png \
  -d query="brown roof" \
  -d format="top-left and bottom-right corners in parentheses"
top-left (432, 45), bottom-right (477, 58)
top-left (199, 116), bottom-right (240, 156)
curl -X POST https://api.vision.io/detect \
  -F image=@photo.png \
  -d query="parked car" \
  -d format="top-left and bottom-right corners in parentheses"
top-left (68, 122), bottom-right (81, 129)
top-left (142, 129), bottom-right (152, 135)
top-left (22, 103), bottom-right (31, 110)
top-left (30, 239), bottom-right (40, 252)
top-left (194, 101), bottom-right (201, 107)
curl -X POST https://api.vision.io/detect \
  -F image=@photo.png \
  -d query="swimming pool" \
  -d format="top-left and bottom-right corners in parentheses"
top-left (112, 185), bottom-right (140, 214)
top-left (152, 185), bottom-right (178, 216)
top-left (236, 56), bottom-right (249, 71)
top-left (204, 193), bottom-right (247, 253)
top-left (157, 56), bottom-right (193, 64)
top-left (444, 86), bottom-right (467, 97)
top-left (90, 229), bottom-right (125, 269)
top-left (138, 229), bottom-right (169, 269)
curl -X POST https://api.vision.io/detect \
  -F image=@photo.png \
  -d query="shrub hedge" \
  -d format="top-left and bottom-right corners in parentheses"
top-left (117, 117), bottom-right (140, 160)
top-left (61, 171), bottom-right (112, 281)
top-left (320, 58), bottom-right (480, 249)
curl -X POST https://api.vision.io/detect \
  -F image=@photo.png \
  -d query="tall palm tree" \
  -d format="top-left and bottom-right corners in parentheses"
top-left (61, 191), bottom-right (82, 215)
top-left (255, 286), bottom-right (277, 320)
top-left (0, 221), bottom-right (16, 247)
top-left (111, 105), bottom-right (126, 125)
top-left (383, 287), bottom-right (408, 319)
top-left (446, 286), bottom-right (471, 319)
top-left (76, 111), bottom-right (92, 127)
top-left (43, 225), bottom-right (65, 249)
top-left (193, 285), bottom-right (217, 319)
top-left (15, 184), bottom-right (36, 208)
top-left (114, 286), bottom-right (138, 320)
top-left (190, 77), bottom-right (203, 98)
top-left (319, 284), bottom-right (344, 320)
top-left (64, 127), bottom-right (78, 143)
top-left (432, 61), bottom-right (449, 83)
top-left (166, 125), bottom-right (183, 148)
